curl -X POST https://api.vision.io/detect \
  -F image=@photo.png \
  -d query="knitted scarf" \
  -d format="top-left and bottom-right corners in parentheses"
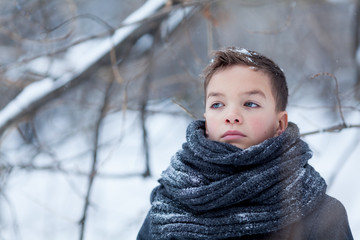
top-left (148, 120), bottom-right (327, 239)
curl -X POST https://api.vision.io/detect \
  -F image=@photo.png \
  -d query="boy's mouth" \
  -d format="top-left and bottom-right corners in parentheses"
top-left (221, 130), bottom-right (246, 140)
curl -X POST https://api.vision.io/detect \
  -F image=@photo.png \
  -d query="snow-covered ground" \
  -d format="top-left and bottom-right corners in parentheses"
top-left (1, 107), bottom-right (191, 240)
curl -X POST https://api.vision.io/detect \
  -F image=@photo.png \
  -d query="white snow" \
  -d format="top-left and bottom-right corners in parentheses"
top-left (2, 102), bottom-right (360, 239)
top-left (0, 77), bottom-right (69, 128)
top-left (231, 47), bottom-right (252, 56)
top-left (27, 0), bottom-right (167, 79)
top-left (160, 5), bottom-right (195, 38)
top-left (2, 107), bottom-right (191, 240)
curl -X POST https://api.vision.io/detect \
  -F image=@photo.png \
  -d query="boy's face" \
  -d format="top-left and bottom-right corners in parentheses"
top-left (203, 65), bottom-right (288, 149)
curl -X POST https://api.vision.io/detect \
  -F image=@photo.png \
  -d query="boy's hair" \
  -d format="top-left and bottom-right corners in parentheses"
top-left (203, 47), bottom-right (288, 111)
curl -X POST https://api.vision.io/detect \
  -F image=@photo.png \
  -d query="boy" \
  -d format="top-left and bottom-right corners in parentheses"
top-left (137, 47), bottom-right (353, 239)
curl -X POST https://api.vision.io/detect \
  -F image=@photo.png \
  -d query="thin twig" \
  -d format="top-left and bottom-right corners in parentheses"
top-left (310, 72), bottom-right (347, 125)
top-left (301, 123), bottom-right (360, 137)
top-left (290, 104), bottom-right (360, 113)
top-left (172, 99), bottom-right (197, 119)
top-left (0, 191), bottom-right (22, 240)
top-left (14, 163), bottom-right (144, 179)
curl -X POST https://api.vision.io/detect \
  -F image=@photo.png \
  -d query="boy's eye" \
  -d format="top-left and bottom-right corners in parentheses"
top-left (210, 102), bottom-right (224, 109)
top-left (244, 102), bottom-right (259, 108)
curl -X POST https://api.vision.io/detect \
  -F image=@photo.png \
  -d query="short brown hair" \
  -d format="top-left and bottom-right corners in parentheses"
top-left (203, 47), bottom-right (288, 111)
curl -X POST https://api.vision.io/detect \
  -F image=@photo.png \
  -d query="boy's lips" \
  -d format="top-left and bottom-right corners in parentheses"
top-left (221, 130), bottom-right (246, 140)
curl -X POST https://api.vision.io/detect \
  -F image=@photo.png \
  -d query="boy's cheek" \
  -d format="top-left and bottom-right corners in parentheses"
top-left (204, 120), bottom-right (220, 141)
top-left (249, 117), bottom-right (271, 133)
top-left (204, 121), bottom-right (209, 137)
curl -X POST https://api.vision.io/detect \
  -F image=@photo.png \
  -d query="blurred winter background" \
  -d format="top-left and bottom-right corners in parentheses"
top-left (0, 0), bottom-right (359, 239)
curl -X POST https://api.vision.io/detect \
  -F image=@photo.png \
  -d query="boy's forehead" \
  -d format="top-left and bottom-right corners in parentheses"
top-left (207, 65), bottom-right (270, 86)
top-left (205, 66), bottom-right (275, 98)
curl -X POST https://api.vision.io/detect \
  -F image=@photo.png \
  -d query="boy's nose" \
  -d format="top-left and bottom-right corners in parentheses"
top-left (225, 114), bottom-right (242, 124)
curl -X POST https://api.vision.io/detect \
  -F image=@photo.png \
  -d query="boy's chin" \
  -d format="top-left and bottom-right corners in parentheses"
top-left (226, 141), bottom-right (249, 150)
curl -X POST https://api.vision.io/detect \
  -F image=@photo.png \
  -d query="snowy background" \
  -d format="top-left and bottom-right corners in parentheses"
top-left (1, 0), bottom-right (360, 239)
top-left (2, 106), bottom-right (360, 239)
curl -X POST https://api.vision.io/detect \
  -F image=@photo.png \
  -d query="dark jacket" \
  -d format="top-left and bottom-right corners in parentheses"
top-left (137, 194), bottom-right (353, 240)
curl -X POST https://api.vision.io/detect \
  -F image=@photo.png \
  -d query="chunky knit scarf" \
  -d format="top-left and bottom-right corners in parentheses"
top-left (148, 120), bottom-right (327, 239)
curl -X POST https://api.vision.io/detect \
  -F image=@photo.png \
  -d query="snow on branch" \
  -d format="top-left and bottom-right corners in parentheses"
top-left (0, 0), bottom-right (197, 136)
top-left (0, 76), bottom-right (71, 134)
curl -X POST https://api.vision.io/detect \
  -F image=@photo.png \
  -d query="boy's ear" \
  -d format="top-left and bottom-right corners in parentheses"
top-left (275, 111), bottom-right (288, 136)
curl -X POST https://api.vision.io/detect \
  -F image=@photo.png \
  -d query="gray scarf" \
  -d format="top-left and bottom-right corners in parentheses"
top-left (148, 120), bottom-right (327, 239)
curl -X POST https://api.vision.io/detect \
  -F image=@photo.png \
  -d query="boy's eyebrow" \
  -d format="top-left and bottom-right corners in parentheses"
top-left (207, 90), bottom-right (267, 99)
top-left (207, 92), bottom-right (224, 98)
top-left (244, 90), bottom-right (267, 99)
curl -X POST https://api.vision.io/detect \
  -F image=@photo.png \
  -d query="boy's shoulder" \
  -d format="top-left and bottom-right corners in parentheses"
top-left (312, 194), bottom-right (349, 225)
top-left (319, 194), bottom-right (347, 214)
top-left (288, 194), bottom-right (353, 240)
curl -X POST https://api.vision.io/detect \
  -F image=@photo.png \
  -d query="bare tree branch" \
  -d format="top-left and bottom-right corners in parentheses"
top-left (0, 0), bottom-right (202, 139)
top-left (310, 72), bottom-right (347, 125)
top-left (0, 0), bottom-right (205, 71)
top-left (78, 79), bottom-right (114, 240)
top-left (0, 0), bottom-right (170, 137)
top-left (10, 162), bottom-right (144, 179)
top-left (139, 35), bottom-right (157, 178)
top-left (0, 0), bottom-right (77, 44)
top-left (0, 191), bottom-right (21, 240)
top-left (301, 123), bottom-right (360, 137)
